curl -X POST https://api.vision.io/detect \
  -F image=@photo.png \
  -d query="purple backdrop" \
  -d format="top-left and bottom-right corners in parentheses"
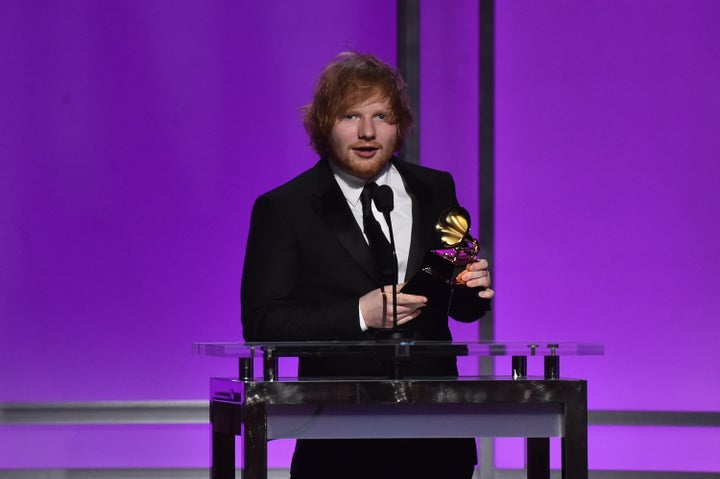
top-left (1, 0), bottom-right (719, 473)
top-left (494, 0), bottom-right (720, 471)
top-left (0, 0), bottom-right (397, 469)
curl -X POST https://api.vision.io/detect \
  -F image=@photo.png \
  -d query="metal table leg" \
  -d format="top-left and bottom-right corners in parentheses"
top-left (527, 437), bottom-right (550, 479)
top-left (562, 381), bottom-right (588, 479)
top-left (211, 401), bottom-right (239, 479)
top-left (243, 402), bottom-right (268, 479)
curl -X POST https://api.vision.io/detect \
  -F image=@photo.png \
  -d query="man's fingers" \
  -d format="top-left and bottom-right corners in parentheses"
top-left (478, 288), bottom-right (495, 299)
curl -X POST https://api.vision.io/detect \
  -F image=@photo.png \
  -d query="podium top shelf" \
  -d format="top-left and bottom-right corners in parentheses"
top-left (194, 341), bottom-right (604, 359)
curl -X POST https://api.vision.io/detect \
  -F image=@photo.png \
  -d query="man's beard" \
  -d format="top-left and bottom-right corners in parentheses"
top-left (329, 143), bottom-right (395, 180)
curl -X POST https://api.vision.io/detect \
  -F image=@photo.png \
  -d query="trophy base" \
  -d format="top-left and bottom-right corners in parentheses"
top-left (401, 251), bottom-right (454, 317)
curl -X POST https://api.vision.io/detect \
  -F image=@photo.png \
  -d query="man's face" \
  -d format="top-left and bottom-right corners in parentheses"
top-left (328, 96), bottom-right (398, 180)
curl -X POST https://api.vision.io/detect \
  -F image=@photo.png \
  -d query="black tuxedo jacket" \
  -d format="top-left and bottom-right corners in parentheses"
top-left (240, 158), bottom-right (486, 476)
top-left (241, 158), bottom-right (489, 377)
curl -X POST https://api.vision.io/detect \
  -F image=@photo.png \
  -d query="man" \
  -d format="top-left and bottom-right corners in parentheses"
top-left (241, 52), bottom-right (494, 479)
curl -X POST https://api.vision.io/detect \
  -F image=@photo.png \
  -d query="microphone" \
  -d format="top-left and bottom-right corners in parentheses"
top-left (372, 185), bottom-right (399, 331)
top-left (373, 184), bottom-right (394, 216)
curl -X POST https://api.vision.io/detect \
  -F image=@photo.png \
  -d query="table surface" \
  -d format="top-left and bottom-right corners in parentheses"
top-left (195, 340), bottom-right (604, 359)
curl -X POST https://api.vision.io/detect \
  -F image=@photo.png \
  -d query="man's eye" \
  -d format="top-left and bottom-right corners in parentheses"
top-left (376, 113), bottom-right (386, 120)
top-left (344, 114), bottom-right (358, 119)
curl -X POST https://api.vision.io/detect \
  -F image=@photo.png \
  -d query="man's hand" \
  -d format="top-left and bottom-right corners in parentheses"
top-left (359, 286), bottom-right (428, 329)
top-left (456, 258), bottom-right (495, 299)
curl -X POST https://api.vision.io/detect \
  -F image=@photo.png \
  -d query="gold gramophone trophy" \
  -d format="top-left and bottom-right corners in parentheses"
top-left (433, 206), bottom-right (480, 282)
top-left (401, 205), bottom-right (480, 316)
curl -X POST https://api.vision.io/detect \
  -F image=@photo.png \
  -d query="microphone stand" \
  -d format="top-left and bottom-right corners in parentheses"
top-left (373, 185), bottom-right (414, 379)
top-left (383, 209), bottom-right (399, 332)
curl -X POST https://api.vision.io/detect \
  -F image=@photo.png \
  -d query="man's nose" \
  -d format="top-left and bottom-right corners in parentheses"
top-left (358, 117), bottom-right (375, 139)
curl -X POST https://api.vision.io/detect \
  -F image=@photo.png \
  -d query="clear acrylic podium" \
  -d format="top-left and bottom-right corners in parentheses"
top-left (194, 341), bottom-right (603, 479)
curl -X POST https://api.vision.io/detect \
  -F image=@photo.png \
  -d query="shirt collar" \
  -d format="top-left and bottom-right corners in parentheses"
top-left (328, 161), bottom-right (394, 207)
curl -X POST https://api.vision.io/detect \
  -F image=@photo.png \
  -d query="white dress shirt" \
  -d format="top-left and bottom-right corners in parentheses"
top-left (329, 161), bottom-right (414, 331)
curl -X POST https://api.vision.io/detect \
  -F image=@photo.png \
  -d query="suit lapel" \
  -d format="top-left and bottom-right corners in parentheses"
top-left (310, 160), bottom-right (381, 283)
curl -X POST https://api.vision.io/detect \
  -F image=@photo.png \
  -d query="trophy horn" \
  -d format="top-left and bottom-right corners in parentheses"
top-left (434, 206), bottom-right (479, 265)
top-left (436, 206), bottom-right (472, 247)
